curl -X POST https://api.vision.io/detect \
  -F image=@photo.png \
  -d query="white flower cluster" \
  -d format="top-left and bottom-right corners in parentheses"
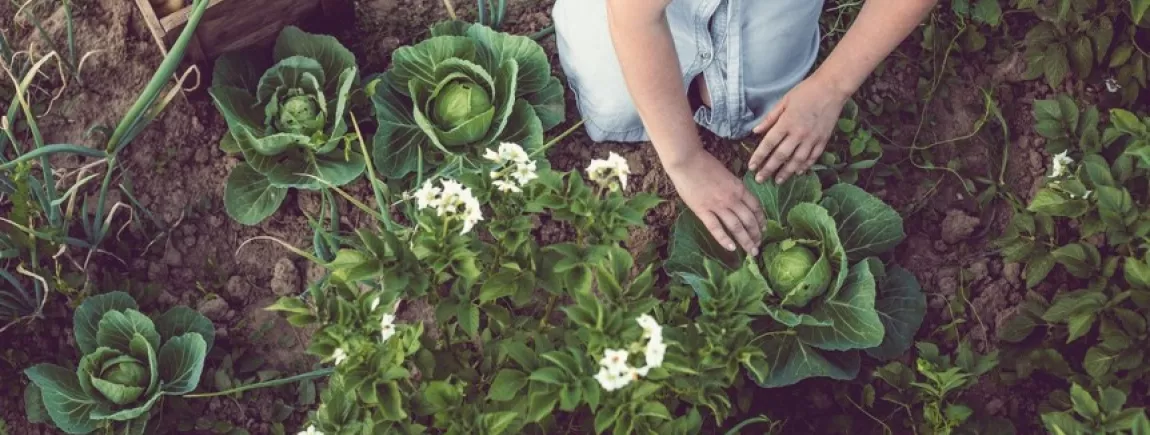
top-left (372, 296), bottom-right (400, 343)
top-left (413, 179), bottom-right (484, 234)
top-left (594, 314), bottom-right (667, 392)
top-left (484, 142), bottom-right (538, 193)
top-left (1050, 150), bottom-right (1074, 178)
top-left (298, 425), bottom-right (323, 435)
top-left (586, 152), bottom-right (631, 191)
top-left (331, 347), bottom-right (348, 366)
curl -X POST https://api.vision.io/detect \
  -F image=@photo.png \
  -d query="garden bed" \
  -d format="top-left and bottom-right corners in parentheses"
top-left (1, 0), bottom-right (1147, 434)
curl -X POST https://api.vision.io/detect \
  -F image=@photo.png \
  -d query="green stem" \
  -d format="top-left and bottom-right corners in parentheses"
top-left (531, 120), bottom-right (585, 159)
top-left (537, 294), bottom-right (558, 330)
top-left (185, 368), bottom-right (334, 398)
top-left (0, 144), bottom-right (107, 171)
top-left (529, 26), bottom-right (555, 41)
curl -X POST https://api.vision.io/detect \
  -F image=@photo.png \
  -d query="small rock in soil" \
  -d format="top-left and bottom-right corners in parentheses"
top-left (163, 243), bottom-right (183, 266)
top-left (148, 262), bottom-right (168, 281)
top-left (1002, 262), bottom-right (1022, 286)
top-left (225, 276), bottom-right (251, 301)
top-left (967, 260), bottom-right (989, 284)
top-left (270, 258), bottom-right (301, 296)
top-left (197, 297), bottom-right (231, 322)
top-left (941, 209), bottom-right (980, 244)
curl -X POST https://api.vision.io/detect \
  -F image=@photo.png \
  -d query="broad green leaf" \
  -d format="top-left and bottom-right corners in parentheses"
top-left (155, 306), bottom-right (216, 353)
top-left (96, 310), bottom-right (161, 355)
top-left (1027, 188), bottom-right (1088, 218)
top-left (1052, 243), bottom-right (1098, 278)
top-left (1124, 257), bottom-right (1150, 289)
top-left (1069, 36), bottom-right (1093, 78)
top-left (212, 48), bottom-right (272, 92)
top-left (273, 26), bottom-right (359, 91)
top-left (380, 382), bottom-right (407, 421)
top-left (25, 364), bottom-right (101, 434)
top-left (465, 25), bottom-right (565, 129)
top-left (458, 303), bottom-right (479, 338)
top-left (1111, 109), bottom-right (1146, 135)
top-left (821, 183), bottom-right (906, 262)
top-left (665, 209), bottom-right (742, 277)
top-left (90, 376), bottom-right (145, 406)
top-left (1131, 0), bottom-right (1150, 25)
top-left (1042, 44), bottom-right (1069, 88)
top-left (1041, 411), bottom-right (1089, 434)
top-left (389, 36), bottom-right (478, 91)
top-left (796, 260), bottom-right (884, 351)
top-left (754, 334), bottom-right (860, 388)
top-left (1042, 291), bottom-right (1106, 323)
top-left (866, 266), bottom-right (926, 360)
top-left (488, 369), bottom-right (528, 402)
top-left (972, 0), bottom-right (1002, 26)
top-left (743, 172), bottom-right (821, 222)
top-left (479, 269), bottom-right (520, 304)
top-left (1099, 387), bottom-right (1127, 414)
top-left (1066, 312), bottom-right (1096, 343)
top-left (1026, 253), bottom-right (1056, 288)
top-left (74, 292), bottom-right (139, 354)
top-left (998, 310), bottom-right (1040, 343)
top-left (371, 73), bottom-right (425, 179)
top-left (529, 367), bottom-right (566, 385)
top-left (158, 333), bottom-right (208, 394)
top-left (419, 381), bottom-right (461, 415)
top-left (224, 163), bottom-right (288, 225)
top-left (1070, 384), bottom-right (1100, 419)
top-left (481, 411), bottom-right (520, 435)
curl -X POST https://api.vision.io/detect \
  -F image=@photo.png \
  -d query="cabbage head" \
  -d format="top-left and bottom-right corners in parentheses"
top-left (370, 21), bottom-right (565, 180)
top-left (25, 292), bottom-right (214, 434)
top-left (210, 26), bottom-right (363, 225)
top-left (667, 173), bottom-right (925, 388)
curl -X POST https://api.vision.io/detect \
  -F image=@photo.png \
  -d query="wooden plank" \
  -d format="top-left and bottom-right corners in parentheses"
top-left (137, 0), bottom-right (331, 62)
top-left (132, 0), bottom-right (170, 57)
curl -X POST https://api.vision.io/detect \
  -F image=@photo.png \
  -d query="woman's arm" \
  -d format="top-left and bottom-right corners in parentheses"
top-left (749, 0), bottom-right (938, 184)
top-left (608, 0), bottom-right (765, 254)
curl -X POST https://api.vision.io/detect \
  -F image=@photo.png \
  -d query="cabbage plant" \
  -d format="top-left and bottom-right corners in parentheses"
top-left (210, 26), bottom-right (362, 225)
top-left (667, 173), bottom-right (926, 387)
top-left (24, 292), bottom-right (213, 434)
top-left (371, 21), bottom-right (565, 179)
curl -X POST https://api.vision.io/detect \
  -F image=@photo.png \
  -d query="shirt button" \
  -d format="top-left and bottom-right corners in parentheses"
top-left (701, 51), bottom-right (712, 61)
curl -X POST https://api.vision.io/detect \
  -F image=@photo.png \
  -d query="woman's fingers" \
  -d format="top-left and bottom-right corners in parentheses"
top-left (775, 139), bottom-right (816, 184)
top-left (756, 134), bottom-right (802, 183)
top-left (699, 211), bottom-right (738, 252)
top-left (714, 208), bottom-right (758, 255)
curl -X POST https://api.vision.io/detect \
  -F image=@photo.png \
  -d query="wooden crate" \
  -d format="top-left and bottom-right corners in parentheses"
top-left (133, 0), bottom-right (354, 62)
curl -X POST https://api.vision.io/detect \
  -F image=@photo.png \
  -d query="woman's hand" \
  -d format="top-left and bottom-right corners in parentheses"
top-left (665, 148), bottom-right (765, 255)
top-left (747, 74), bottom-right (850, 184)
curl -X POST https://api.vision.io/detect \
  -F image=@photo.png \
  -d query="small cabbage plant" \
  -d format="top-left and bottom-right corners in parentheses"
top-left (24, 292), bottom-right (213, 434)
top-left (371, 21), bottom-right (565, 179)
top-left (210, 26), bottom-right (362, 225)
top-left (667, 173), bottom-right (926, 387)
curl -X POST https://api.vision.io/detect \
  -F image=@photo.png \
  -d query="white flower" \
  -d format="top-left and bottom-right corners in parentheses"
top-left (500, 142), bottom-right (530, 163)
top-left (298, 425), bottom-right (324, 435)
top-left (511, 159), bottom-right (538, 185)
top-left (413, 181), bottom-right (442, 210)
top-left (595, 366), bottom-right (630, 391)
top-left (331, 348), bottom-right (348, 366)
top-left (460, 191), bottom-right (483, 235)
top-left (587, 152), bottom-right (631, 191)
top-left (600, 349), bottom-right (630, 370)
top-left (380, 313), bottom-right (397, 342)
top-left (1050, 150), bottom-right (1074, 178)
top-left (493, 179), bottom-right (522, 193)
top-left (1105, 77), bottom-right (1121, 93)
top-left (370, 297), bottom-right (381, 312)
top-left (643, 339), bottom-right (666, 370)
top-left (636, 314), bottom-right (662, 339)
top-left (483, 147), bottom-right (502, 163)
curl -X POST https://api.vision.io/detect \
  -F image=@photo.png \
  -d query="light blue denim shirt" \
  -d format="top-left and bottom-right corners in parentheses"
top-left (554, 0), bottom-right (824, 142)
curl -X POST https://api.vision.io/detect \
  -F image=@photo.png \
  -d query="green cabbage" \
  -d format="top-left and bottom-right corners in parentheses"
top-left (667, 173), bottom-right (926, 388)
top-left (371, 21), bottom-right (565, 179)
top-left (210, 26), bottom-right (364, 225)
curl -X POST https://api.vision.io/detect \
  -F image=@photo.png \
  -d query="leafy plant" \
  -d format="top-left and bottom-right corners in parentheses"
top-left (874, 341), bottom-right (1003, 435)
top-left (813, 101), bottom-right (888, 185)
top-left (23, 291), bottom-right (214, 434)
top-left (210, 26), bottom-right (363, 225)
top-left (370, 21), bottom-right (564, 181)
top-left (997, 100), bottom-right (1150, 395)
top-left (1016, 0), bottom-right (1149, 103)
top-left (1041, 383), bottom-right (1150, 434)
top-left (667, 173), bottom-right (927, 387)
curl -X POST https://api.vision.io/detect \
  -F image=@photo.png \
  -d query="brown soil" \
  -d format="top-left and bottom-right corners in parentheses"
top-left (0, 0), bottom-right (1123, 433)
